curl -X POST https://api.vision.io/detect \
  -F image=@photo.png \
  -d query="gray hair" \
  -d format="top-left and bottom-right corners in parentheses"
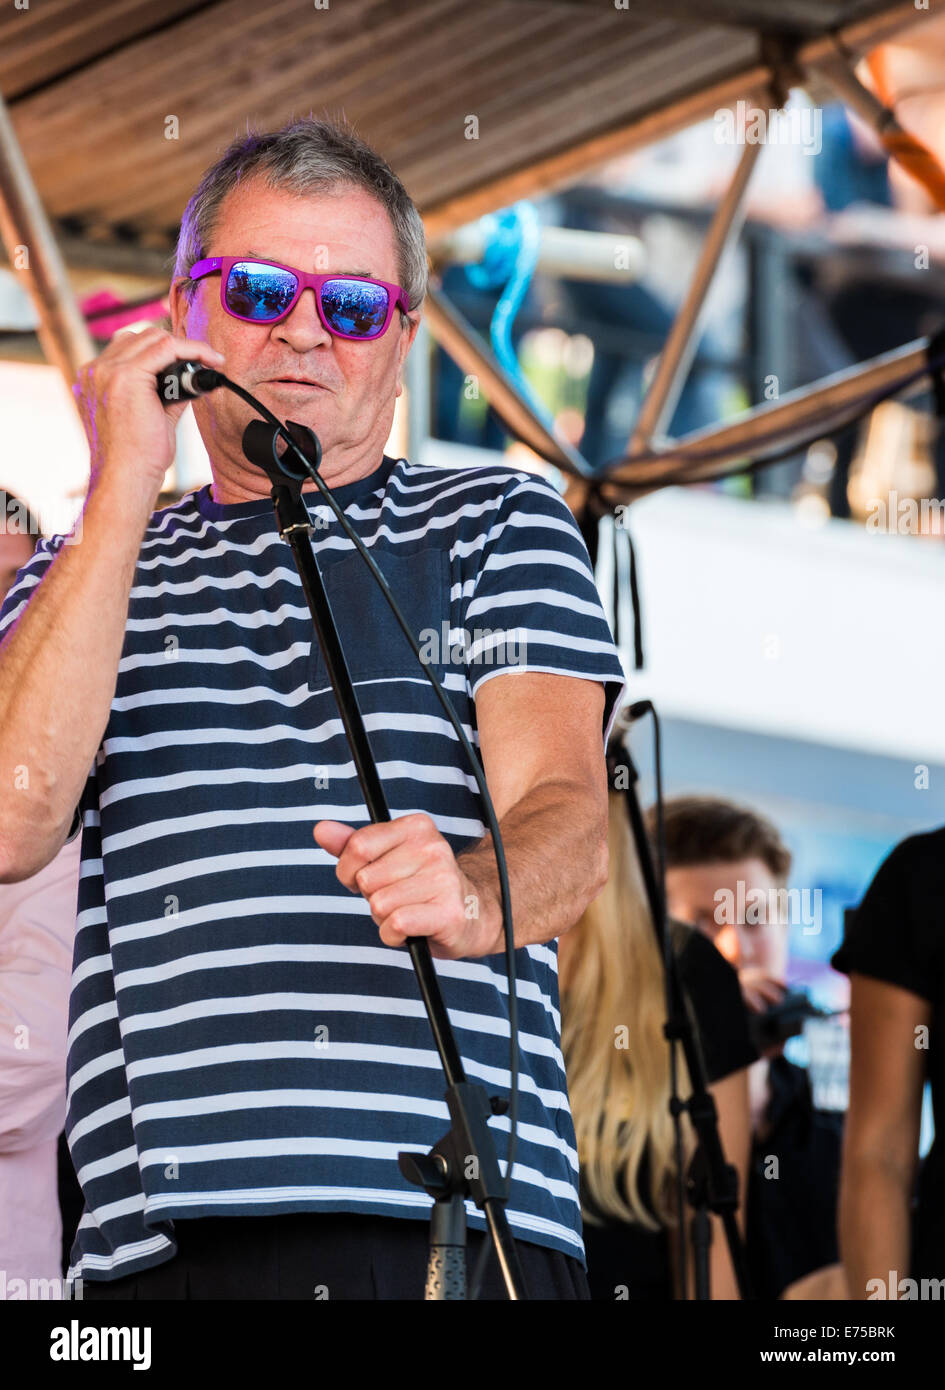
top-left (173, 116), bottom-right (428, 324)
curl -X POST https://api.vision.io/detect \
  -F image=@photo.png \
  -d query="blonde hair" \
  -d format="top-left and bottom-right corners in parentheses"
top-left (561, 790), bottom-right (693, 1229)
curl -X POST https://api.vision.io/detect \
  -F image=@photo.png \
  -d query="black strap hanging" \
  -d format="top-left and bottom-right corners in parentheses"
top-left (926, 326), bottom-right (945, 420)
top-left (624, 524), bottom-right (644, 673)
top-left (577, 485), bottom-right (645, 673)
top-left (576, 490), bottom-right (601, 568)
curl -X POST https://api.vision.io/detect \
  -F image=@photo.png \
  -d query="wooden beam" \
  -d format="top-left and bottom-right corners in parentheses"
top-left (0, 89), bottom-right (94, 386)
top-left (420, 0), bottom-right (922, 239)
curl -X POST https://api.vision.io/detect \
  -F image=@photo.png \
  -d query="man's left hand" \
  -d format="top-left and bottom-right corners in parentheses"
top-left (313, 813), bottom-right (501, 960)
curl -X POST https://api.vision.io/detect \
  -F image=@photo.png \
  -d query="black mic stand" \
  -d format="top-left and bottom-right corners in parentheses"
top-left (241, 418), bottom-right (527, 1301)
top-left (612, 718), bottom-right (753, 1300)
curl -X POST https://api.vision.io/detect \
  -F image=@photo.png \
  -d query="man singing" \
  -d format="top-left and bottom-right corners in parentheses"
top-left (0, 118), bottom-right (625, 1300)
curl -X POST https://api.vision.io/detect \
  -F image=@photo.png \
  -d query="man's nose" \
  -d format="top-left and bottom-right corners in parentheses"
top-left (272, 288), bottom-right (332, 351)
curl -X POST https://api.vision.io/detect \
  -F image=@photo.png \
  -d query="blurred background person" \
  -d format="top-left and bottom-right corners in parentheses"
top-left (831, 826), bottom-right (944, 1299)
top-left (650, 795), bottom-right (846, 1299)
top-left (559, 752), bottom-right (756, 1300)
top-left (0, 491), bottom-right (83, 1293)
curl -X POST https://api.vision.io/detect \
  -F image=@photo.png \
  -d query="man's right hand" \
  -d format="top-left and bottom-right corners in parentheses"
top-left (73, 325), bottom-right (225, 500)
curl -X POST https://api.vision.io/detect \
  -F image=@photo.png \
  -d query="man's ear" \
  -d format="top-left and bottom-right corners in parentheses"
top-left (168, 277), bottom-right (190, 338)
top-left (394, 312), bottom-right (421, 397)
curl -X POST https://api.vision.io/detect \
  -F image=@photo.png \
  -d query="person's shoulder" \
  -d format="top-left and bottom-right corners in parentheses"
top-left (832, 827), bottom-right (945, 985)
top-left (882, 825), bottom-right (945, 874)
top-left (855, 825), bottom-right (945, 907)
top-left (141, 489), bottom-right (211, 544)
top-left (392, 457), bottom-right (565, 509)
top-left (148, 489), bottom-right (204, 526)
top-left (391, 456), bottom-right (546, 490)
top-left (0, 532), bottom-right (68, 634)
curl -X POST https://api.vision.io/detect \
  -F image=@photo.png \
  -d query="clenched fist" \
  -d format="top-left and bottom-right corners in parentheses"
top-left (314, 812), bottom-right (502, 960)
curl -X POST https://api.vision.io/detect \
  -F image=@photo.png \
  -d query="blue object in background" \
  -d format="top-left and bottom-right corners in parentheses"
top-left (814, 103), bottom-right (893, 214)
top-left (462, 202), bottom-right (554, 429)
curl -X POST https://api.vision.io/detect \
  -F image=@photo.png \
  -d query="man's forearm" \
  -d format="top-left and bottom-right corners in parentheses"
top-left (456, 777), bottom-right (608, 955)
top-left (0, 479), bottom-right (154, 879)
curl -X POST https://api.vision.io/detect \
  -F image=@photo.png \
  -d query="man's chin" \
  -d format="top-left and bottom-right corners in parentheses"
top-left (251, 381), bottom-right (337, 440)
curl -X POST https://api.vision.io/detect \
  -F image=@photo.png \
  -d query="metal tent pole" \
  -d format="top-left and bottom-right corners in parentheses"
top-left (423, 284), bottom-right (592, 478)
top-left (628, 137), bottom-right (764, 453)
top-left (599, 336), bottom-right (935, 500)
top-left (811, 43), bottom-right (945, 213)
top-left (0, 87), bottom-right (94, 389)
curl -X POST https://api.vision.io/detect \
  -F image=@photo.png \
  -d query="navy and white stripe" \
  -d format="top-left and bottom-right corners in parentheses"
top-left (0, 455), bottom-right (625, 1282)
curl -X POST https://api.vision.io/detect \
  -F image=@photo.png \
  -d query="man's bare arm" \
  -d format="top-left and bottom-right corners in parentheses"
top-left (0, 325), bottom-right (225, 881)
top-left (0, 482), bottom-right (153, 879)
top-left (840, 974), bottom-right (927, 1299)
top-left (456, 671), bottom-right (609, 952)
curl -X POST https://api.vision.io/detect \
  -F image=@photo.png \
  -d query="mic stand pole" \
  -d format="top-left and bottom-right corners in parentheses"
top-left (614, 733), bottom-right (753, 1300)
top-left (241, 419), bottom-right (527, 1301)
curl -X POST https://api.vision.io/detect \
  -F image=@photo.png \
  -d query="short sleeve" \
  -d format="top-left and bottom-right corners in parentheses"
top-left (674, 922), bottom-right (759, 1083)
top-left (0, 534), bottom-right (63, 641)
top-left (831, 834), bottom-right (941, 1003)
top-left (464, 473), bottom-right (626, 740)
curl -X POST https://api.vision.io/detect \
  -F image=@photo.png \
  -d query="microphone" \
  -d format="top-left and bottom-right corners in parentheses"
top-left (749, 989), bottom-right (841, 1052)
top-left (156, 361), bottom-right (224, 403)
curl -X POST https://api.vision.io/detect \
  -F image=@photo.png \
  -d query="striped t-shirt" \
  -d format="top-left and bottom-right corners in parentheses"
top-left (0, 455), bottom-right (625, 1283)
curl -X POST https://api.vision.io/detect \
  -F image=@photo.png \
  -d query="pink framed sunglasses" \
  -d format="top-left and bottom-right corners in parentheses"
top-left (188, 256), bottom-right (412, 340)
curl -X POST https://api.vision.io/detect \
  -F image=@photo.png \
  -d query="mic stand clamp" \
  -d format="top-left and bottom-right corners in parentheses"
top-left (241, 419), bottom-right (526, 1301)
top-left (399, 1084), bottom-right (511, 1301)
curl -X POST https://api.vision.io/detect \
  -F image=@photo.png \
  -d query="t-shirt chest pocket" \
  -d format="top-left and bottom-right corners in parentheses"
top-left (307, 546), bottom-right (451, 690)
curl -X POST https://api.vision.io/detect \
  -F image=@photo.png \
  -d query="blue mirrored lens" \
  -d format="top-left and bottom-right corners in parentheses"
top-left (321, 278), bottom-right (389, 337)
top-left (226, 262), bottom-right (297, 320)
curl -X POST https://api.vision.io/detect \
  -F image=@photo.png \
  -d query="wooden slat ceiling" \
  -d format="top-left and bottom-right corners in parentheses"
top-left (534, 0), bottom-right (894, 35)
top-left (0, 0), bottom-right (913, 257)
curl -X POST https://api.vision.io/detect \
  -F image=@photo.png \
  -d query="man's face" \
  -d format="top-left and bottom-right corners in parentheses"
top-left (170, 179), bottom-right (420, 478)
top-left (664, 856), bottom-right (789, 980)
top-left (0, 530), bottom-right (36, 603)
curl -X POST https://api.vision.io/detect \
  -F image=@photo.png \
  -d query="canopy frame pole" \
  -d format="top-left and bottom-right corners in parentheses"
top-left (809, 41), bottom-right (945, 213)
top-left (599, 336), bottom-right (933, 500)
top-left (0, 86), bottom-right (94, 390)
top-left (422, 285), bottom-right (593, 478)
top-left (628, 129), bottom-right (765, 454)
